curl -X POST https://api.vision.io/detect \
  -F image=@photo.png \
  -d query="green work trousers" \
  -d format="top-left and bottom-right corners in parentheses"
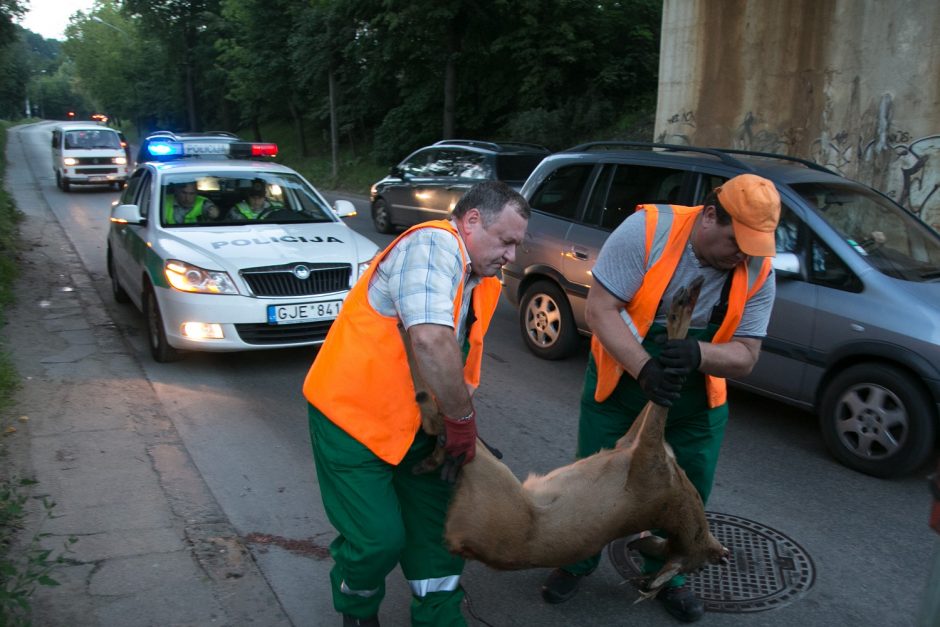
top-left (564, 324), bottom-right (728, 588)
top-left (308, 403), bottom-right (466, 626)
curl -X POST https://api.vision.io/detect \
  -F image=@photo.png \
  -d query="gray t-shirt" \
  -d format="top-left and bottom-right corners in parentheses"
top-left (591, 210), bottom-right (775, 338)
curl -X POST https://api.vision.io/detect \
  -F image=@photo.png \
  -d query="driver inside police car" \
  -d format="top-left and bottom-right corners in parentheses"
top-left (163, 182), bottom-right (219, 224)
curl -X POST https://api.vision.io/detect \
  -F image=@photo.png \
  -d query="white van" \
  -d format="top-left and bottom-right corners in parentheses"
top-left (51, 122), bottom-right (129, 192)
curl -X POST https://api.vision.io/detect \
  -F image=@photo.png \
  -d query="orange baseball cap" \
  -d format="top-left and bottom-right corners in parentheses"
top-left (715, 174), bottom-right (781, 257)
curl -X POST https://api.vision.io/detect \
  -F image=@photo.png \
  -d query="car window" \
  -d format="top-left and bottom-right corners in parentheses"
top-left (529, 164), bottom-right (593, 221)
top-left (402, 150), bottom-right (438, 177)
top-left (454, 152), bottom-right (491, 180)
top-left (776, 204), bottom-right (804, 254)
top-left (583, 164), bottom-right (686, 231)
top-left (495, 154), bottom-right (544, 182)
top-left (137, 172), bottom-right (153, 219)
top-left (695, 174), bottom-right (728, 203)
top-left (792, 181), bottom-right (940, 282)
top-left (121, 170), bottom-right (146, 205)
top-left (809, 235), bottom-right (863, 292)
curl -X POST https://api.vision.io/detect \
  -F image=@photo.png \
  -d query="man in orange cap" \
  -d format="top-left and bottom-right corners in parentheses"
top-left (540, 174), bottom-right (781, 622)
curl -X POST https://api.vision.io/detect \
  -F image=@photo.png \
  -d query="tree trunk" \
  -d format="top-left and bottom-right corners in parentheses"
top-left (329, 67), bottom-right (339, 179)
top-left (442, 48), bottom-right (457, 140)
top-left (184, 61), bottom-right (198, 131)
top-left (288, 99), bottom-right (308, 157)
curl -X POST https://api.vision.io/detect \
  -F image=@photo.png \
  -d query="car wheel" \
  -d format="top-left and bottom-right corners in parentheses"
top-left (519, 280), bottom-right (579, 360)
top-left (819, 363), bottom-right (936, 478)
top-left (61, 176), bottom-right (70, 192)
top-left (55, 171), bottom-right (62, 190)
top-left (372, 198), bottom-right (394, 234)
top-left (144, 285), bottom-right (181, 363)
top-left (107, 249), bottom-right (130, 304)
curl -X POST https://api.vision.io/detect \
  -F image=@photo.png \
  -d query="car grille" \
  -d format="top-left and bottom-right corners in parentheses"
top-left (234, 320), bottom-right (333, 345)
top-left (241, 263), bottom-right (351, 297)
top-left (74, 157), bottom-right (117, 165)
top-left (75, 167), bottom-right (118, 174)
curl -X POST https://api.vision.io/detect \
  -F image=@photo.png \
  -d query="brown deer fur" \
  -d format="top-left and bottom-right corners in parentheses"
top-left (403, 277), bottom-right (728, 596)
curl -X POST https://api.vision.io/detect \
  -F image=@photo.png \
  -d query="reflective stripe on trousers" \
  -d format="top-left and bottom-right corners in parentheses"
top-left (341, 580), bottom-right (380, 598)
top-left (408, 575), bottom-right (461, 597)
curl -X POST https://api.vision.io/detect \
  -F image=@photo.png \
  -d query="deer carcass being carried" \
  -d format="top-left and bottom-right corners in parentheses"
top-left (405, 276), bottom-right (728, 596)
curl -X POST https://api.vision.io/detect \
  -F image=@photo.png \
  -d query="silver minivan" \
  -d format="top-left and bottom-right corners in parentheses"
top-left (501, 143), bottom-right (940, 478)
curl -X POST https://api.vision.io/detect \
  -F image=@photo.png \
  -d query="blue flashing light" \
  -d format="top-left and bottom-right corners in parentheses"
top-left (147, 141), bottom-right (184, 157)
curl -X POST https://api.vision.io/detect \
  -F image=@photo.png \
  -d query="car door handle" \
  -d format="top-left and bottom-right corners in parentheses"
top-left (569, 247), bottom-right (589, 260)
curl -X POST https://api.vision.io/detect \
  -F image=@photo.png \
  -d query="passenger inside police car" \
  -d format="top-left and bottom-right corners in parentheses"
top-left (227, 178), bottom-right (284, 221)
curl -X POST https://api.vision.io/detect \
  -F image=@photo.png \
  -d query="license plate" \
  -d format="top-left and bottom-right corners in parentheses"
top-left (89, 176), bottom-right (107, 182)
top-left (184, 143), bottom-right (229, 155)
top-left (267, 300), bottom-right (342, 325)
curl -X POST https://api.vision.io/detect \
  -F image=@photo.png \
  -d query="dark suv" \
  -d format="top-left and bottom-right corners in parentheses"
top-left (369, 139), bottom-right (550, 233)
top-left (501, 141), bottom-right (940, 478)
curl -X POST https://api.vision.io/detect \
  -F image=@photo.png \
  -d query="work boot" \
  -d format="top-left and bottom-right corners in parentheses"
top-left (656, 584), bottom-right (704, 622)
top-left (540, 568), bottom-right (583, 604)
top-left (342, 614), bottom-right (380, 627)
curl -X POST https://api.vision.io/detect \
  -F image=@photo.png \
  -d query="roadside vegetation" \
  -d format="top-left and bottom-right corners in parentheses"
top-left (0, 122), bottom-right (74, 626)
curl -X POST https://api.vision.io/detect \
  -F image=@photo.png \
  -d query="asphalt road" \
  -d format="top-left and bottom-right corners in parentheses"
top-left (8, 121), bottom-right (938, 627)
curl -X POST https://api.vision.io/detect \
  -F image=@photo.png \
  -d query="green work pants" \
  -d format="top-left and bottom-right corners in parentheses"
top-left (564, 324), bottom-right (728, 587)
top-left (309, 404), bottom-right (466, 626)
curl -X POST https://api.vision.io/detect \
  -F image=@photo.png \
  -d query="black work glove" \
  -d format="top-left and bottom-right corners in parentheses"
top-left (636, 358), bottom-right (684, 407)
top-left (438, 409), bottom-right (477, 484)
top-left (659, 338), bottom-right (702, 375)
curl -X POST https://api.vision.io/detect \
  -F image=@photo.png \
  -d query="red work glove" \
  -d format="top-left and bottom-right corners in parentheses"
top-left (439, 409), bottom-right (477, 484)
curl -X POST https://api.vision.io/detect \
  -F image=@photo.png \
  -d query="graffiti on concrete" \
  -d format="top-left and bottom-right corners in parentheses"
top-left (657, 98), bottom-right (940, 230)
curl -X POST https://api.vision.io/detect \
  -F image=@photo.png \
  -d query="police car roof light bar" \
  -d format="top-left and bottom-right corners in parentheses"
top-left (147, 140), bottom-right (184, 158)
top-left (229, 142), bottom-right (278, 159)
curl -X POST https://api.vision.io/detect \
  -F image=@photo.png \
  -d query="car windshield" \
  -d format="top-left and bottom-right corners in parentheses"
top-left (160, 171), bottom-right (335, 228)
top-left (64, 129), bottom-right (121, 150)
top-left (792, 182), bottom-right (940, 282)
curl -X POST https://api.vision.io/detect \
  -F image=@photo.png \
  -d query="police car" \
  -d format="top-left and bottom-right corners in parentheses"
top-left (107, 136), bottom-right (379, 361)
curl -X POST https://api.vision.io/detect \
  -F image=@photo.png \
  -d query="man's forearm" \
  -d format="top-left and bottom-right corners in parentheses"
top-left (699, 337), bottom-right (762, 378)
top-left (408, 323), bottom-right (473, 418)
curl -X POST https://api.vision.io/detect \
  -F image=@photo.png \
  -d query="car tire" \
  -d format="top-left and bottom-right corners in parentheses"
top-left (61, 176), bottom-right (70, 192)
top-left (371, 198), bottom-right (394, 234)
top-left (107, 249), bottom-right (130, 304)
top-left (519, 280), bottom-right (579, 360)
top-left (144, 285), bottom-right (181, 363)
top-left (819, 363), bottom-right (936, 478)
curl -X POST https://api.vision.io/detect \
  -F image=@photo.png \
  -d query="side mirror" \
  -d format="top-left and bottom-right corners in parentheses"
top-left (110, 204), bottom-right (145, 226)
top-left (333, 199), bottom-right (357, 218)
top-left (772, 252), bottom-right (801, 278)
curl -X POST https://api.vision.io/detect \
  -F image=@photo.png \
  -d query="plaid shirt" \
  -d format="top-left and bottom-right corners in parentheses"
top-left (368, 221), bottom-right (480, 341)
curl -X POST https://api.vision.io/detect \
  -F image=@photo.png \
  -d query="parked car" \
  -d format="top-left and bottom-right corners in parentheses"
top-left (501, 141), bottom-right (940, 478)
top-left (369, 139), bottom-right (550, 233)
top-left (107, 136), bottom-right (378, 362)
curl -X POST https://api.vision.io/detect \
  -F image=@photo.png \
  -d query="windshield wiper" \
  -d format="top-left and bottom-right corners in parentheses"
top-left (920, 268), bottom-right (940, 281)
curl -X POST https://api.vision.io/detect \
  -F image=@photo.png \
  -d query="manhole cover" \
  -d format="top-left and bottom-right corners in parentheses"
top-left (607, 512), bottom-right (815, 613)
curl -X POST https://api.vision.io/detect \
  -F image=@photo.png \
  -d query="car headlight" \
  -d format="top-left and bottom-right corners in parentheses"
top-left (164, 260), bottom-right (238, 294)
top-left (63, 157), bottom-right (78, 166)
top-left (113, 156), bottom-right (127, 165)
top-left (358, 253), bottom-right (378, 278)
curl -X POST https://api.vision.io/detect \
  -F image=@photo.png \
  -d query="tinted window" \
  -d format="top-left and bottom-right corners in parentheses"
top-left (529, 164), bottom-right (593, 220)
top-left (496, 154), bottom-right (545, 182)
top-left (583, 164), bottom-right (685, 231)
top-left (121, 170), bottom-right (146, 205)
top-left (809, 236), bottom-right (863, 292)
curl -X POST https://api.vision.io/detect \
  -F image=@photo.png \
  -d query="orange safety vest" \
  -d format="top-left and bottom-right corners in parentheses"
top-left (303, 220), bottom-right (502, 465)
top-left (591, 204), bottom-right (773, 408)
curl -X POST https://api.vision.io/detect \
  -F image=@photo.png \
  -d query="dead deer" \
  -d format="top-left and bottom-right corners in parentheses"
top-left (403, 276), bottom-right (728, 598)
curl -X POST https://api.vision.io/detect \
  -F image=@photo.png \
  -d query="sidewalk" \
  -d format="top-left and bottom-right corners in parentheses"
top-left (2, 128), bottom-right (290, 626)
